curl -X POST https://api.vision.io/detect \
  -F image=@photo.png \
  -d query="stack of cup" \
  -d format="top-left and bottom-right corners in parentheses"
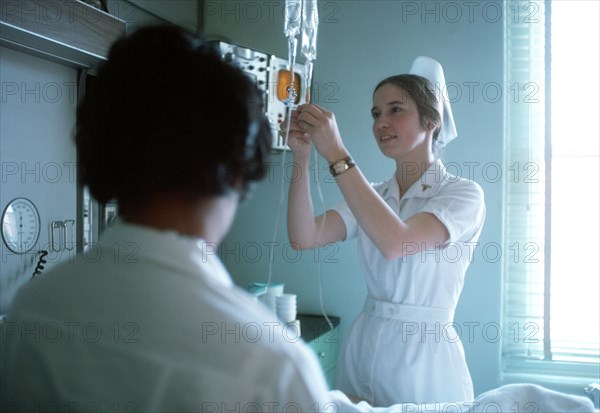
top-left (276, 294), bottom-right (297, 323)
top-left (283, 319), bottom-right (301, 341)
top-left (263, 283), bottom-right (284, 313)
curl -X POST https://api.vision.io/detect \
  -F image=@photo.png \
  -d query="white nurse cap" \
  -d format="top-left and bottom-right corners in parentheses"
top-left (409, 56), bottom-right (457, 148)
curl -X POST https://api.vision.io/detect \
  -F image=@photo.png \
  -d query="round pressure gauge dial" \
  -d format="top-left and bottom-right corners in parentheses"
top-left (1, 198), bottom-right (41, 254)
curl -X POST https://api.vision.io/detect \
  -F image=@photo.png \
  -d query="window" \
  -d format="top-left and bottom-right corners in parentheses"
top-left (502, 0), bottom-right (599, 382)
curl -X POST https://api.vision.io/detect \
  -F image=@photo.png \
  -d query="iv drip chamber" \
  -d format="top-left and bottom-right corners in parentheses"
top-left (284, 0), bottom-right (302, 39)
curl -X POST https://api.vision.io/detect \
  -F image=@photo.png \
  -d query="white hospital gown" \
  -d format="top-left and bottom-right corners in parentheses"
top-left (2, 220), bottom-right (336, 411)
top-left (333, 160), bottom-right (486, 406)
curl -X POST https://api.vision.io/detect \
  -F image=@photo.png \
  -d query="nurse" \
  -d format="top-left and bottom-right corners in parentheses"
top-left (286, 57), bottom-right (486, 406)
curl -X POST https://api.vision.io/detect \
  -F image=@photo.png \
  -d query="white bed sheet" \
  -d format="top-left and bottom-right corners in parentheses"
top-left (328, 383), bottom-right (596, 412)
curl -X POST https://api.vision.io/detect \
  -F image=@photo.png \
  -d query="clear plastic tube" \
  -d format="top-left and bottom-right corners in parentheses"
top-left (302, 0), bottom-right (332, 331)
top-left (301, 0), bottom-right (317, 103)
top-left (304, 59), bottom-right (313, 103)
top-left (268, 1), bottom-right (303, 295)
top-left (312, 144), bottom-right (334, 331)
top-left (284, 0), bottom-right (301, 105)
top-left (284, 38), bottom-right (298, 107)
top-left (270, 0), bottom-right (332, 332)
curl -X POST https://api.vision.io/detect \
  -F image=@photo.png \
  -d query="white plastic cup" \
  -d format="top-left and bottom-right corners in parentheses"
top-left (276, 294), bottom-right (297, 304)
top-left (265, 285), bottom-right (284, 312)
top-left (276, 302), bottom-right (296, 308)
top-left (278, 312), bottom-right (296, 323)
top-left (283, 320), bottom-right (301, 341)
top-left (277, 308), bottom-right (297, 323)
top-left (276, 294), bottom-right (297, 322)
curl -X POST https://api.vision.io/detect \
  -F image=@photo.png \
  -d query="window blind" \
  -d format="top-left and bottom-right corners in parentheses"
top-left (502, 0), bottom-right (600, 379)
top-left (502, 0), bottom-right (547, 370)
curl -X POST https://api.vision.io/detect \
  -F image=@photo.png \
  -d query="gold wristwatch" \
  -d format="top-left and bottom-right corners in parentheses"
top-left (329, 156), bottom-right (356, 177)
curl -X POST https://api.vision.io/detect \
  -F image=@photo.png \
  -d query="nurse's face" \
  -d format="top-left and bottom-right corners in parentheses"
top-left (371, 84), bottom-right (432, 161)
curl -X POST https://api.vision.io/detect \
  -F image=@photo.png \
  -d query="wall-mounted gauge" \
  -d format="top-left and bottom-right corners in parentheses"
top-left (1, 198), bottom-right (41, 254)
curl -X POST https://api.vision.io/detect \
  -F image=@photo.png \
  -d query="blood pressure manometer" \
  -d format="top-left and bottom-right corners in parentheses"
top-left (1, 197), bottom-right (41, 254)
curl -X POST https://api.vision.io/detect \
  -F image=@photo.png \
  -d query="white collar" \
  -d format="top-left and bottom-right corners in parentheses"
top-left (98, 219), bottom-right (233, 288)
top-left (379, 159), bottom-right (448, 201)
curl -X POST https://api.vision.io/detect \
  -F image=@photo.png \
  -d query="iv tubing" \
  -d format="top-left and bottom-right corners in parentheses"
top-left (265, 125), bottom-right (290, 293)
top-left (269, 0), bottom-right (333, 331)
top-left (304, 60), bottom-right (313, 104)
top-left (312, 143), bottom-right (334, 331)
top-left (266, 36), bottom-right (297, 294)
top-left (267, 0), bottom-right (300, 300)
top-left (300, 0), bottom-right (332, 330)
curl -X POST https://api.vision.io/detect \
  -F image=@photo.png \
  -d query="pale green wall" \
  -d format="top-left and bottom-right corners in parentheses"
top-left (0, 47), bottom-right (78, 314)
top-left (205, 0), bottom-right (504, 395)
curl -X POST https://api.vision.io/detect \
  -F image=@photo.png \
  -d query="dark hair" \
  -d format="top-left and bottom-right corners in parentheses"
top-left (373, 74), bottom-right (441, 141)
top-left (76, 25), bottom-right (271, 208)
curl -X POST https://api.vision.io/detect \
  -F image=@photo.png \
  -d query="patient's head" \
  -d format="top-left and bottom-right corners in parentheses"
top-left (76, 25), bottom-right (271, 214)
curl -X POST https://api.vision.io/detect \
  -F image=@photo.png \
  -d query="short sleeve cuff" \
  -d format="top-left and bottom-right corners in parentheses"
top-left (331, 200), bottom-right (358, 241)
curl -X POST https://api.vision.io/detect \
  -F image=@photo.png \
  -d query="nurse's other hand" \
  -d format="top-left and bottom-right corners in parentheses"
top-left (281, 110), bottom-right (311, 159)
top-left (296, 104), bottom-right (349, 162)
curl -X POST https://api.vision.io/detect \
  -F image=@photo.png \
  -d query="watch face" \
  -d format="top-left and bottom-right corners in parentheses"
top-left (1, 198), bottom-right (41, 254)
top-left (334, 163), bottom-right (347, 173)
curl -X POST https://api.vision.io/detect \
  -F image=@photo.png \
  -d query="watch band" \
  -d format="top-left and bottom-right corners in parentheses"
top-left (329, 156), bottom-right (356, 177)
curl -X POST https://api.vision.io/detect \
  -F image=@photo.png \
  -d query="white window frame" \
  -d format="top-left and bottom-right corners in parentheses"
top-left (501, 0), bottom-right (599, 390)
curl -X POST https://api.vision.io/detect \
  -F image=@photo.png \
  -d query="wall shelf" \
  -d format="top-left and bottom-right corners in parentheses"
top-left (0, 0), bottom-right (125, 69)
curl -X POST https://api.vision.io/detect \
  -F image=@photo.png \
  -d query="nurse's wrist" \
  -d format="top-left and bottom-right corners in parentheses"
top-left (324, 148), bottom-right (351, 164)
top-left (291, 151), bottom-right (311, 165)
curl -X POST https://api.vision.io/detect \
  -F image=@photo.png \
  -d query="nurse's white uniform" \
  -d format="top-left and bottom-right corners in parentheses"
top-left (333, 160), bottom-right (486, 406)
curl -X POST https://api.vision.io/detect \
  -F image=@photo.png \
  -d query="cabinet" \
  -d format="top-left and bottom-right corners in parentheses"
top-left (0, 0), bottom-right (125, 68)
top-left (298, 314), bottom-right (341, 388)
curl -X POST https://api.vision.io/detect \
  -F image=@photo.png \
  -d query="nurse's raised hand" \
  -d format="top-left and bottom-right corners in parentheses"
top-left (297, 104), bottom-right (349, 162)
top-left (282, 109), bottom-right (312, 159)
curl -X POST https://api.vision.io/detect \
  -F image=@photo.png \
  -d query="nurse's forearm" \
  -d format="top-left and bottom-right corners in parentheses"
top-left (333, 164), bottom-right (412, 259)
top-left (287, 154), bottom-right (320, 249)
